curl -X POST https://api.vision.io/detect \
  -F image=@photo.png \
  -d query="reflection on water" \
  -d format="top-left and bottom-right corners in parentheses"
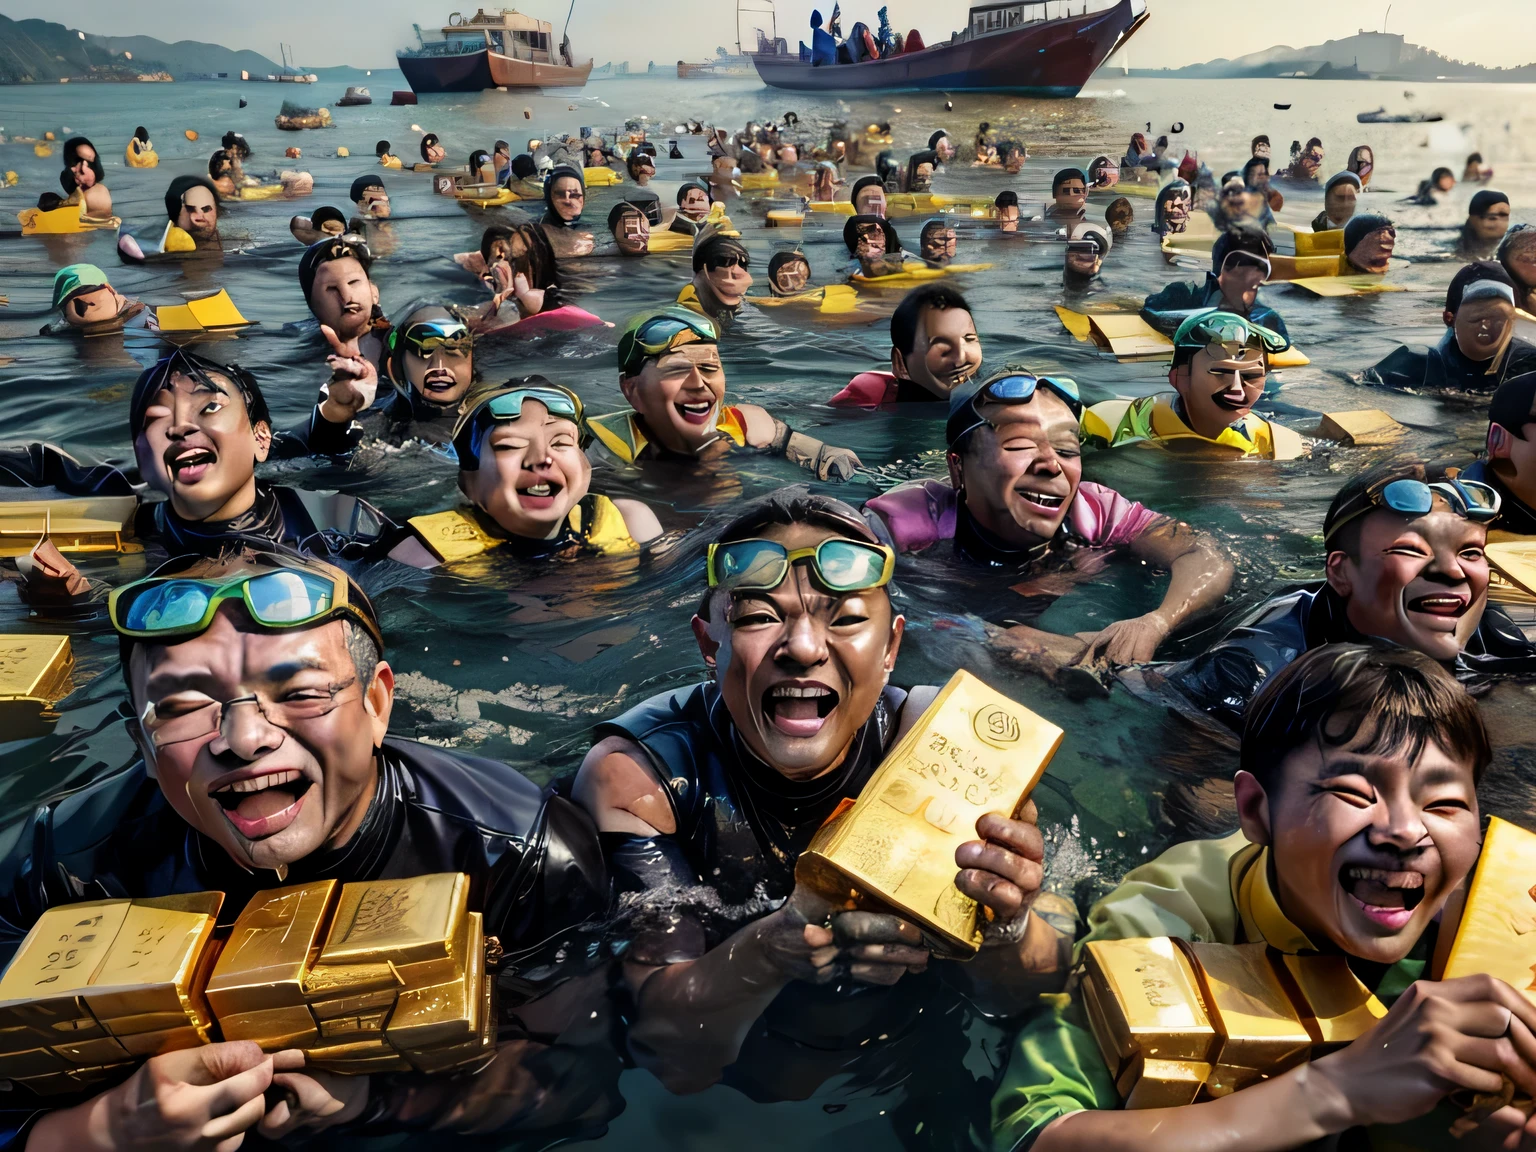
top-left (1, 72), bottom-right (1535, 1149)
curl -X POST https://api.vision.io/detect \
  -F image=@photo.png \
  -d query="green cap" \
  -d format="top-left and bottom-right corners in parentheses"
top-left (51, 263), bottom-right (110, 310)
top-left (1171, 308), bottom-right (1288, 355)
top-left (616, 305), bottom-right (718, 379)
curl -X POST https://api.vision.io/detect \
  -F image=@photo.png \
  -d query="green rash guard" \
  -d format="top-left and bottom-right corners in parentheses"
top-left (990, 832), bottom-right (1452, 1152)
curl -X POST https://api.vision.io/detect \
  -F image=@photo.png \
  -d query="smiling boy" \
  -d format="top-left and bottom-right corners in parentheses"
top-left (993, 641), bottom-right (1536, 1152)
top-left (829, 284), bottom-right (983, 408)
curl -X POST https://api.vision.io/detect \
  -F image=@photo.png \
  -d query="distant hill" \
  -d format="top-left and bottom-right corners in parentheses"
top-left (1112, 30), bottom-right (1536, 82)
top-left (0, 15), bottom-right (330, 83)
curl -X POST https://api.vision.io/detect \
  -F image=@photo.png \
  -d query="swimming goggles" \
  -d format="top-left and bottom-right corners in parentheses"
top-left (707, 537), bottom-right (895, 594)
top-left (618, 308), bottom-right (718, 376)
top-left (109, 558), bottom-right (383, 652)
top-left (453, 384), bottom-right (586, 469)
top-left (1220, 249), bottom-right (1272, 282)
top-left (1173, 312), bottom-right (1288, 358)
top-left (397, 318), bottom-right (472, 358)
top-left (1324, 477), bottom-right (1502, 545)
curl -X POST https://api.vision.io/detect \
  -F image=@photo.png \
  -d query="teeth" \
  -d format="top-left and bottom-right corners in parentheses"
top-left (771, 685), bottom-right (832, 698)
top-left (1020, 491), bottom-right (1064, 507)
top-left (1343, 865), bottom-right (1424, 889)
top-left (214, 769), bottom-right (302, 795)
top-left (681, 402), bottom-right (712, 413)
top-left (523, 483), bottom-right (552, 496)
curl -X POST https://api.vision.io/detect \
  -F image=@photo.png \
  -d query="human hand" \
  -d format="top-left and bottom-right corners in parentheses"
top-left (828, 911), bottom-right (930, 985)
top-left (1070, 610), bottom-right (1170, 669)
top-left (32, 1041), bottom-right (279, 1152)
top-left (1313, 975), bottom-right (1536, 1130)
top-left (814, 443), bottom-right (862, 481)
top-left (318, 323), bottom-right (378, 423)
top-left (257, 1051), bottom-right (370, 1139)
top-left (754, 885), bottom-right (841, 984)
top-left (17, 535), bottom-right (90, 601)
top-left (955, 802), bottom-right (1045, 939)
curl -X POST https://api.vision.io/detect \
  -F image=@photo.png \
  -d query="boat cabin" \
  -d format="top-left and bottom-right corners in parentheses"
top-left (412, 8), bottom-right (557, 61)
top-left (967, 0), bottom-right (1122, 37)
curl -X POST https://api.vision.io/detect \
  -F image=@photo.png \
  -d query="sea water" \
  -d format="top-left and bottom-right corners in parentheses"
top-left (1, 72), bottom-right (1535, 1149)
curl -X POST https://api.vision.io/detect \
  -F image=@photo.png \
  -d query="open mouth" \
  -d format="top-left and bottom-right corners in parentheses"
top-left (675, 399), bottom-right (715, 426)
top-left (165, 444), bottom-right (217, 484)
top-left (211, 769), bottom-right (314, 840)
top-left (516, 478), bottom-right (562, 510)
top-left (762, 682), bottom-right (839, 738)
top-left (1014, 486), bottom-right (1066, 515)
top-left (1211, 386), bottom-right (1256, 412)
top-left (422, 370), bottom-right (458, 395)
top-left (1406, 591), bottom-right (1469, 620)
top-left (1339, 863), bottom-right (1424, 930)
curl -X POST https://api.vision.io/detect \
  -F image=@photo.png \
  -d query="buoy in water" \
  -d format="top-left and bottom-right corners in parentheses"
top-left (1274, 103), bottom-right (1291, 110)
top-left (523, 107), bottom-right (532, 119)
top-left (1170, 121), bottom-right (1184, 133)
top-left (337, 146), bottom-right (350, 157)
top-left (185, 129), bottom-right (198, 141)
top-left (285, 146), bottom-right (301, 159)
top-left (945, 100), bottom-right (953, 111)
top-left (43, 131), bottom-right (54, 141)
top-left (238, 98), bottom-right (247, 108)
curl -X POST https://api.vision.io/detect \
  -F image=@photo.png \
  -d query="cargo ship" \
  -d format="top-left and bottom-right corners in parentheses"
top-left (752, 0), bottom-right (1148, 94)
top-left (397, 8), bottom-right (592, 92)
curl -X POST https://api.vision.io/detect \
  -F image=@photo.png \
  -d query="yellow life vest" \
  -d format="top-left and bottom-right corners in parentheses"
top-left (125, 139), bottom-right (159, 168)
top-left (1080, 394), bottom-right (1305, 460)
top-left (586, 407), bottom-right (747, 464)
top-left (406, 497), bottom-right (638, 564)
top-left (159, 223), bottom-right (198, 254)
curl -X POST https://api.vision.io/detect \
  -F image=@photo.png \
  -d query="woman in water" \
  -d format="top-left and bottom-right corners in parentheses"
top-left (419, 132), bottom-right (447, 166)
top-left (476, 222), bottom-right (562, 325)
top-left (59, 137), bottom-right (111, 217)
top-left (539, 164), bottom-right (594, 256)
top-left (1458, 190), bottom-right (1512, 260)
top-left (1347, 144), bottom-right (1374, 188)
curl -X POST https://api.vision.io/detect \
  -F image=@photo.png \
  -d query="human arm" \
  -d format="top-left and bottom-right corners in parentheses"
top-left (1138, 281), bottom-right (1201, 333)
top-left (735, 402), bottom-right (863, 481)
top-left (612, 497), bottom-right (663, 544)
top-left (1071, 518), bottom-right (1232, 669)
top-left (316, 323), bottom-right (379, 427)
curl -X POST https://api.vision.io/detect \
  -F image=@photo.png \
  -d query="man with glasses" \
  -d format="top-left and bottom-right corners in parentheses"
top-left (678, 228), bottom-right (754, 323)
top-left (0, 549), bottom-right (611, 1146)
top-left (865, 368), bottom-right (1232, 685)
top-left (589, 306), bottom-right (862, 481)
top-left (1141, 225), bottom-right (1291, 346)
top-left (571, 488), bottom-right (1060, 1100)
top-left (1457, 189), bottom-right (1513, 260)
top-left (1157, 461), bottom-right (1536, 733)
top-left (1363, 262), bottom-right (1536, 395)
top-left (1083, 311), bottom-right (1303, 459)
top-left (1044, 168), bottom-right (1088, 222)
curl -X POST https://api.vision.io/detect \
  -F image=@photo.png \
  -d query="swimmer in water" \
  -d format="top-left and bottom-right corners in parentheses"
top-left (679, 228), bottom-right (753, 323)
top-left (1312, 171), bottom-right (1362, 232)
top-left (1457, 190), bottom-right (1511, 260)
top-left (392, 378), bottom-right (663, 569)
top-left (995, 190), bottom-right (1021, 232)
top-left (843, 214), bottom-right (908, 278)
top-left (1044, 168), bottom-right (1087, 222)
top-left (905, 149), bottom-right (938, 192)
top-left (376, 138), bottom-right (402, 168)
top-left (1250, 134), bottom-right (1270, 161)
top-left (420, 132), bottom-right (446, 165)
top-left (587, 306), bottom-right (862, 480)
top-left (1103, 197), bottom-right (1134, 235)
top-left (670, 180), bottom-right (713, 235)
top-left (1122, 132), bottom-right (1151, 170)
top-left (919, 218), bottom-right (958, 267)
top-left (609, 201), bottom-right (651, 257)
top-left (1152, 179), bottom-right (1193, 236)
top-left (1143, 224), bottom-right (1290, 345)
top-left (288, 205), bottom-right (347, 245)
top-left (766, 249), bottom-right (811, 296)
top-left (349, 175), bottom-right (390, 221)
top-left (539, 165), bottom-right (595, 256)
top-left (46, 263), bottom-right (146, 334)
top-left (1498, 225), bottom-right (1536, 314)
top-left (1279, 136), bottom-right (1324, 185)
top-left (929, 129), bottom-right (956, 164)
top-left (829, 284), bottom-right (982, 407)
top-left (1347, 143), bottom-right (1374, 188)
top-left (1063, 223), bottom-right (1110, 291)
top-left (59, 137), bottom-right (110, 217)
top-left (125, 125), bottom-right (157, 168)
top-left (1001, 141), bottom-right (1028, 176)
top-left (1088, 154), bottom-right (1118, 189)
top-left (849, 175), bottom-right (886, 217)
top-left (118, 174), bottom-right (222, 261)
top-left (1463, 369), bottom-right (1536, 535)
top-left (473, 222), bottom-right (562, 323)
top-left (626, 150), bottom-right (656, 187)
top-left (1343, 213), bottom-right (1396, 274)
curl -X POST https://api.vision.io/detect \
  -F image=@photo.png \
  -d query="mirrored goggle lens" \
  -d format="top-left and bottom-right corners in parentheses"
top-left (812, 540), bottom-right (891, 591)
top-left (983, 374), bottom-right (1082, 407)
top-left (486, 388), bottom-right (580, 422)
top-left (1450, 479), bottom-right (1501, 515)
top-left (244, 571), bottom-right (336, 624)
top-left (712, 540), bottom-right (788, 590)
top-left (123, 580), bottom-right (214, 632)
top-left (635, 315), bottom-right (712, 352)
top-left (404, 323), bottom-right (471, 354)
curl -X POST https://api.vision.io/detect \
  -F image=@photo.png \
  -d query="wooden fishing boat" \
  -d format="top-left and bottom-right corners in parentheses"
top-left (397, 7), bottom-right (592, 92)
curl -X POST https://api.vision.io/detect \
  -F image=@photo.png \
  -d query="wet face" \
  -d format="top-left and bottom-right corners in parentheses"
top-left (550, 175), bottom-right (584, 221)
top-left (1328, 505), bottom-right (1489, 662)
top-left (461, 402), bottom-right (589, 539)
top-left (128, 610), bottom-right (390, 873)
top-left (700, 254), bottom-right (752, 307)
top-left (1435, 171), bottom-right (1456, 193)
top-left (1054, 178), bottom-right (1086, 212)
top-left (896, 305), bottom-right (980, 398)
top-left (912, 161), bottom-right (934, 189)
top-left (613, 209), bottom-right (650, 256)
top-left (1217, 258), bottom-right (1266, 313)
top-left (69, 144), bottom-right (98, 189)
top-left (1348, 227), bottom-right (1395, 274)
top-left (1452, 297), bottom-right (1515, 361)
top-left (62, 284), bottom-right (126, 328)
top-left (425, 140), bottom-right (446, 164)
top-left (699, 521), bottom-right (902, 781)
top-left (178, 187), bottom-right (219, 240)
top-left (400, 307), bottom-right (473, 406)
top-left (1003, 148), bottom-right (1026, 175)
top-left (935, 137), bottom-right (955, 162)
top-left (1469, 202), bottom-right (1511, 244)
top-left (1173, 346), bottom-right (1267, 439)
top-left (949, 391), bottom-right (1083, 547)
top-left (1249, 725), bottom-right (1480, 966)
top-left (134, 372), bottom-right (271, 522)
top-left (772, 257), bottom-right (810, 294)
top-left (308, 256), bottom-right (378, 342)
top-left (854, 224), bottom-right (886, 260)
top-left (1164, 191), bottom-right (1191, 229)
top-left (853, 185), bottom-right (886, 217)
top-left (358, 187), bottom-right (390, 219)
top-left (680, 186), bottom-right (710, 220)
top-left (622, 340), bottom-right (726, 454)
top-left (1064, 243), bottom-right (1101, 277)
top-left (921, 226), bottom-right (957, 265)
top-left (1325, 182), bottom-right (1357, 223)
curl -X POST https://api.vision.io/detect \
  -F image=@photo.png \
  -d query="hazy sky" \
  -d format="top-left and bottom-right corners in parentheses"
top-left (2, 0), bottom-right (1532, 71)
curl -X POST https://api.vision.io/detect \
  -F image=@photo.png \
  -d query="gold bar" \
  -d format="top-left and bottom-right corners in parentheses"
top-left (1082, 937), bottom-right (1218, 1065)
top-left (113, 1027), bottom-right (206, 1059)
top-left (1080, 972), bottom-right (1136, 1081)
top-left (387, 913), bottom-right (484, 1051)
top-left (319, 874), bottom-right (468, 968)
top-left (207, 880), bottom-right (337, 1017)
top-left (1183, 942), bottom-right (1311, 1075)
top-left (0, 1047), bottom-right (69, 1078)
top-left (309, 990), bottom-right (399, 1020)
top-left (1278, 953), bottom-right (1387, 1052)
top-left (794, 670), bottom-right (1063, 958)
top-left (83, 901), bottom-right (220, 1028)
top-left (302, 964), bottom-right (401, 1000)
top-left (1443, 816), bottom-right (1536, 1007)
top-left (0, 496), bottom-right (140, 557)
top-left (215, 1005), bottom-right (319, 1051)
top-left (1124, 1059), bottom-right (1211, 1109)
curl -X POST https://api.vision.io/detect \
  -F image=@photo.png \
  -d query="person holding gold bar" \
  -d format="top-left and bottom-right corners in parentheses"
top-left (992, 642), bottom-right (1536, 1152)
top-left (573, 488), bottom-right (1066, 1103)
top-left (0, 548), bottom-right (614, 1146)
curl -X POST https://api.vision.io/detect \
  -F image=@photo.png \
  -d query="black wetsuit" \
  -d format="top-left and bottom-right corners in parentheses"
top-left (1362, 330), bottom-right (1536, 395)
top-left (298, 384), bottom-right (461, 458)
top-left (0, 737), bottom-right (614, 1144)
top-left (1160, 582), bottom-right (1536, 733)
top-left (1140, 272), bottom-right (1291, 346)
top-left (1462, 458), bottom-right (1536, 536)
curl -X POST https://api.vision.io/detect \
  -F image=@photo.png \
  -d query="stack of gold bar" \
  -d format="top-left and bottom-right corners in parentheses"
top-left (0, 894), bottom-right (223, 1095)
top-left (0, 635), bottom-right (75, 740)
top-left (0, 873), bottom-right (495, 1094)
top-left (208, 873), bottom-right (494, 1075)
top-left (1443, 815), bottom-right (1536, 996)
top-left (1082, 936), bottom-right (1387, 1107)
top-left (795, 669), bottom-right (1063, 959)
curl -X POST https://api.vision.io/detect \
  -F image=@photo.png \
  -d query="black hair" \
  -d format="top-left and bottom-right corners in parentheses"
top-left (1211, 221), bottom-right (1274, 274)
top-left (1322, 459), bottom-right (1453, 559)
top-left (309, 205), bottom-right (347, 231)
top-left (767, 249), bottom-right (809, 283)
top-left (510, 153), bottom-right (538, 181)
top-left (163, 175), bottom-right (220, 225)
top-left (850, 174), bottom-right (884, 206)
top-left (842, 214), bottom-right (901, 255)
top-left (59, 137), bottom-right (105, 193)
top-left (221, 131), bottom-right (250, 158)
top-left (1489, 370), bottom-right (1536, 439)
top-left (375, 139), bottom-right (392, 156)
top-left (891, 284), bottom-right (971, 356)
top-left (692, 232), bottom-right (750, 274)
top-left (606, 200), bottom-right (646, 232)
top-left (297, 234), bottom-right (374, 312)
top-left (350, 174), bottom-right (384, 203)
top-left (994, 190), bottom-right (1019, 209)
top-left (469, 149), bottom-right (491, 172)
top-left (128, 347), bottom-right (271, 443)
top-left (385, 300), bottom-right (479, 391)
top-left (626, 151), bottom-right (655, 179)
top-left (1445, 260), bottom-right (1514, 313)
top-left (1469, 189), bottom-right (1510, 218)
top-left (1251, 134), bottom-right (1269, 150)
top-left (676, 179), bottom-right (711, 207)
top-left (1104, 197), bottom-right (1134, 228)
top-left (134, 126), bottom-right (150, 143)
top-left (1241, 155), bottom-right (1269, 185)
top-left (1343, 212), bottom-right (1393, 255)
top-left (420, 132), bottom-right (441, 161)
top-left (207, 149), bottom-right (233, 181)
top-left (1241, 642), bottom-right (1491, 795)
top-left (1052, 167), bottom-right (1088, 195)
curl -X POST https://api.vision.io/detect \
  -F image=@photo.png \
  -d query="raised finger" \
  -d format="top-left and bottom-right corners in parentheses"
top-left (268, 1050), bottom-right (306, 1073)
top-left (201, 1091), bottom-right (269, 1141)
top-left (318, 323), bottom-right (344, 356)
top-left (831, 911), bottom-right (922, 947)
top-left (1484, 979), bottom-right (1536, 1043)
top-left (197, 1057), bottom-right (275, 1120)
top-left (955, 840), bottom-right (1041, 890)
top-left (955, 870), bottom-right (1024, 918)
top-left (975, 812), bottom-right (1044, 859)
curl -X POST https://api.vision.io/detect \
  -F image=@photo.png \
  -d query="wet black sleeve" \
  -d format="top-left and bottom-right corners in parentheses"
top-left (1157, 627), bottom-right (1304, 735)
top-left (0, 444), bottom-right (136, 496)
top-left (268, 402), bottom-right (362, 460)
top-left (1359, 345), bottom-right (1428, 390)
